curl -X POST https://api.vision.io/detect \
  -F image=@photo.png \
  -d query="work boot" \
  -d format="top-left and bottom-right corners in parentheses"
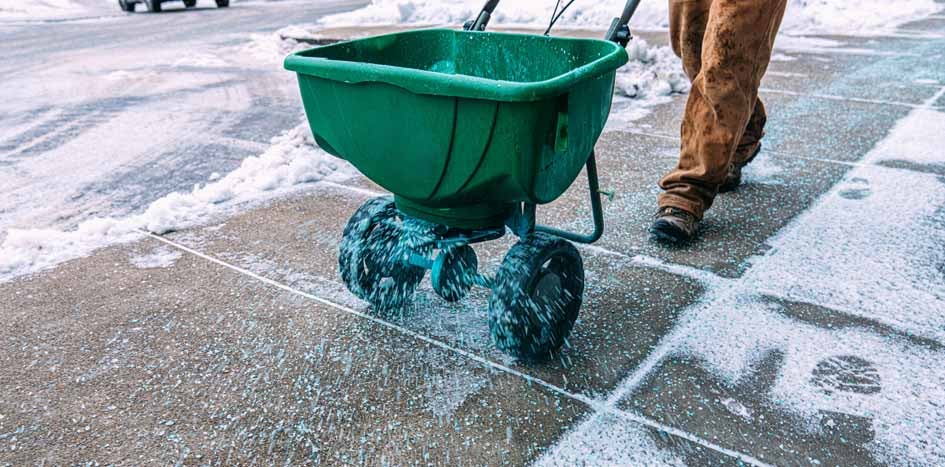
top-left (650, 206), bottom-right (699, 244)
top-left (719, 142), bottom-right (762, 193)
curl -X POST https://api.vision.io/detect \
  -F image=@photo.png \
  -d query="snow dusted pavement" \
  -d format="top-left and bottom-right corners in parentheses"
top-left (2, 3), bottom-right (945, 466)
top-left (0, 0), bottom-right (366, 279)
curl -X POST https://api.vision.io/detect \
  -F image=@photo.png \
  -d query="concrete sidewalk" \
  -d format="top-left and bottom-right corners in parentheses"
top-left (2, 17), bottom-right (945, 466)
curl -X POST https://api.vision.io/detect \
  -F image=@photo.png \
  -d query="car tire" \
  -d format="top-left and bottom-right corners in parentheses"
top-left (215, 0), bottom-right (228, 7)
top-left (118, 0), bottom-right (135, 11)
top-left (184, 0), bottom-right (196, 6)
top-left (146, 0), bottom-right (161, 12)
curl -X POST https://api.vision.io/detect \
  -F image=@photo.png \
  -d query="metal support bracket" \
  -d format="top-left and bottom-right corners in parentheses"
top-left (504, 153), bottom-right (608, 245)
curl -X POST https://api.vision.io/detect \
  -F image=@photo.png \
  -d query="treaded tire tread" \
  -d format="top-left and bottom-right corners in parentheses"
top-left (489, 233), bottom-right (584, 360)
top-left (338, 196), bottom-right (424, 312)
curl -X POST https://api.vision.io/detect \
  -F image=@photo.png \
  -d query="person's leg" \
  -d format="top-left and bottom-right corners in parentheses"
top-left (669, 0), bottom-right (711, 81)
top-left (654, 0), bottom-right (787, 242)
top-left (737, 98), bottom-right (767, 163)
top-left (720, 98), bottom-right (767, 192)
top-left (649, 0), bottom-right (709, 241)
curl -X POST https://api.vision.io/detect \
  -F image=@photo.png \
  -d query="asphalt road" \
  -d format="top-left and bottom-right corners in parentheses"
top-left (0, 0), bottom-right (366, 234)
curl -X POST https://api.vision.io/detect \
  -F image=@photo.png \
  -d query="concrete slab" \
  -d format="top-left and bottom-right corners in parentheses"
top-left (160, 184), bottom-right (708, 398)
top-left (0, 238), bottom-right (593, 465)
top-left (617, 354), bottom-right (884, 466)
top-left (536, 131), bottom-right (849, 277)
top-left (614, 292), bottom-right (945, 466)
top-left (611, 91), bottom-right (914, 167)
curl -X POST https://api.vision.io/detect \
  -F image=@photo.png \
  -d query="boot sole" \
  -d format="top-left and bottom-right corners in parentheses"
top-left (650, 220), bottom-right (693, 244)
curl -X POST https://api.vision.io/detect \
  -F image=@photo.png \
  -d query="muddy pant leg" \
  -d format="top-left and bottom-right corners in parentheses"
top-left (735, 98), bottom-right (767, 164)
top-left (659, 0), bottom-right (787, 219)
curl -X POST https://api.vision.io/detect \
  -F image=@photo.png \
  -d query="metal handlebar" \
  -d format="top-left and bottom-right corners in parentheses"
top-left (606, 0), bottom-right (642, 45)
top-left (465, 0), bottom-right (642, 47)
top-left (464, 0), bottom-right (500, 31)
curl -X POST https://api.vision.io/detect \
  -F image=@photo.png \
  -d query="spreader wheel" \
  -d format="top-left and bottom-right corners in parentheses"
top-left (431, 245), bottom-right (478, 302)
top-left (489, 233), bottom-right (584, 360)
top-left (339, 196), bottom-right (425, 311)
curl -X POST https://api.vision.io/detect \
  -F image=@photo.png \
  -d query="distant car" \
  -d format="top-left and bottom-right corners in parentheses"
top-left (118, 0), bottom-right (228, 12)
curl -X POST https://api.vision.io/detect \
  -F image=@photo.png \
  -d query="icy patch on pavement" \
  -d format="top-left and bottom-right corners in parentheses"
top-left (318, 0), bottom-right (940, 34)
top-left (0, 124), bottom-right (353, 283)
top-left (129, 246), bottom-right (182, 269)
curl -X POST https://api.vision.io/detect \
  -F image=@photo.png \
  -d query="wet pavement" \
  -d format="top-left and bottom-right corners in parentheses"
top-left (2, 9), bottom-right (945, 467)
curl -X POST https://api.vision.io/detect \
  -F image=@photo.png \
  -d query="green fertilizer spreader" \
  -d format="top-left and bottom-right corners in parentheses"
top-left (286, 0), bottom-right (641, 359)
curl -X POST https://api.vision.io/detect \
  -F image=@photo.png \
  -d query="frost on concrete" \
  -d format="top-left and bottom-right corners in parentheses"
top-left (0, 124), bottom-right (353, 283)
top-left (541, 90), bottom-right (945, 465)
top-left (534, 413), bottom-right (685, 467)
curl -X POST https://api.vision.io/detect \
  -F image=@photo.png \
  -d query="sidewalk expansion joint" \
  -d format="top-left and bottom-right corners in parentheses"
top-left (759, 87), bottom-right (945, 110)
top-left (616, 128), bottom-right (944, 177)
top-left (143, 230), bottom-right (775, 467)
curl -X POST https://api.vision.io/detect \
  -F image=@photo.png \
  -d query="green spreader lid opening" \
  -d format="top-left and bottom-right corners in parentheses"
top-left (284, 28), bottom-right (629, 102)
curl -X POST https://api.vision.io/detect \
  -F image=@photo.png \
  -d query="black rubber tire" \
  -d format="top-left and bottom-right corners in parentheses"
top-left (118, 0), bottom-right (135, 11)
top-left (215, 0), bottom-right (229, 7)
top-left (431, 245), bottom-right (478, 303)
top-left (489, 233), bottom-right (584, 360)
top-left (339, 197), bottom-right (425, 311)
top-left (146, 0), bottom-right (161, 12)
top-left (183, 0), bottom-right (196, 7)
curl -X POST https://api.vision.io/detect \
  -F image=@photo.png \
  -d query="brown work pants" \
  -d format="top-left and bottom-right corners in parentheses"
top-left (658, 0), bottom-right (787, 219)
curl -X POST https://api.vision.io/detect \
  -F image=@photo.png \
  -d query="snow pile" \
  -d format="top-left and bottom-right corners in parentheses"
top-left (244, 24), bottom-right (339, 65)
top-left (0, 124), bottom-right (352, 282)
top-left (318, 0), bottom-right (939, 34)
top-left (614, 38), bottom-right (689, 100)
